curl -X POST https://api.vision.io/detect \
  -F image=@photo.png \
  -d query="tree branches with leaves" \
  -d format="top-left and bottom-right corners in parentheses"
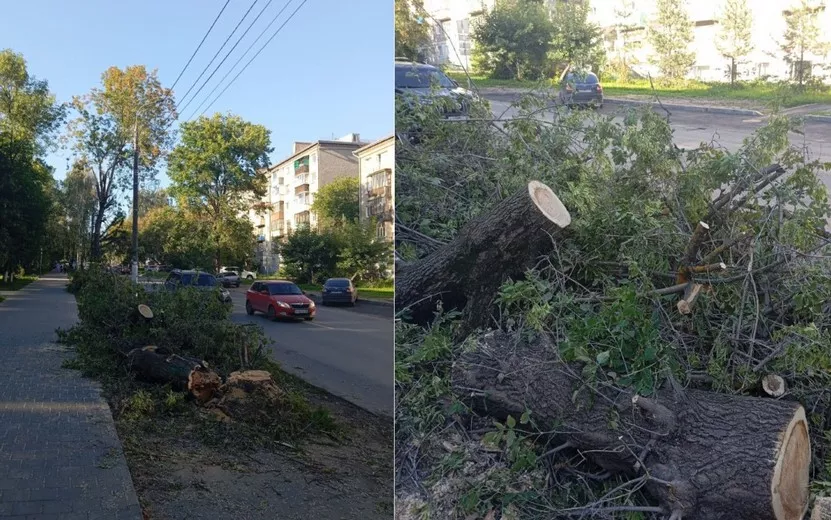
top-left (395, 0), bottom-right (432, 61)
top-left (167, 113), bottom-right (271, 271)
top-left (549, 0), bottom-right (605, 78)
top-left (67, 65), bottom-right (176, 261)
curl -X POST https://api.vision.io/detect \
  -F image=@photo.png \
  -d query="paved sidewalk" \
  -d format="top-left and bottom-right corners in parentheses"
top-left (0, 272), bottom-right (142, 520)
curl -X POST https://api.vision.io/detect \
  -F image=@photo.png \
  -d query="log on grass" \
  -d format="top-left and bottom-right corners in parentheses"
top-left (395, 181), bottom-right (571, 328)
top-left (126, 346), bottom-right (220, 403)
top-left (454, 332), bottom-right (810, 520)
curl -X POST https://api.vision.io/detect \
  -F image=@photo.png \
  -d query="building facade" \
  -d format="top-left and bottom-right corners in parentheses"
top-left (249, 133), bottom-right (365, 274)
top-left (423, 0), bottom-right (831, 83)
top-left (355, 135), bottom-right (395, 241)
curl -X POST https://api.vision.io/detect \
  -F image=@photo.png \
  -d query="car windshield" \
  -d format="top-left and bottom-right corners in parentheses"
top-left (396, 66), bottom-right (455, 89)
top-left (326, 279), bottom-right (350, 287)
top-left (180, 273), bottom-right (217, 286)
top-left (566, 73), bottom-right (598, 84)
top-left (268, 283), bottom-right (303, 295)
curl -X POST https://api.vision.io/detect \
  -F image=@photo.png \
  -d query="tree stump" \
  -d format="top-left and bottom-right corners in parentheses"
top-left (214, 370), bottom-right (284, 423)
top-left (812, 497), bottom-right (831, 520)
top-left (453, 332), bottom-right (811, 520)
top-left (126, 346), bottom-right (220, 403)
top-left (395, 180), bottom-right (572, 329)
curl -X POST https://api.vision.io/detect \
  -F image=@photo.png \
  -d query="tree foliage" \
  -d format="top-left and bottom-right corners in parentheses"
top-left (716, 0), bottom-right (754, 86)
top-left (648, 0), bottom-right (696, 81)
top-left (67, 65), bottom-right (176, 260)
top-left (167, 113), bottom-right (271, 271)
top-left (471, 0), bottom-right (554, 80)
top-left (549, 0), bottom-right (605, 77)
top-left (278, 227), bottom-right (340, 284)
top-left (780, 0), bottom-right (828, 87)
top-left (395, 0), bottom-right (432, 61)
top-left (311, 175), bottom-right (360, 229)
top-left (0, 49), bottom-right (64, 278)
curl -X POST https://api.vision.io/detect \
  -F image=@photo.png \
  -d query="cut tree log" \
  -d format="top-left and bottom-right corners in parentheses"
top-left (812, 497), bottom-right (831, 520)
top-left (126, 346), bottom-right (220, 403)
top-left (395, 180), bottom-right (572, 328)
top-left (762, 374), bottom-right (787, 398)
top-left (454, 332), bottom-right (811, 520)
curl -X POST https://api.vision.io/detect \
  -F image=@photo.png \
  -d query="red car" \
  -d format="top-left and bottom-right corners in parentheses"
top-left (245, 280), bottom-right (316, 321)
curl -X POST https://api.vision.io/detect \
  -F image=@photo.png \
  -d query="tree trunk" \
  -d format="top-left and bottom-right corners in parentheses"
top-left (126, 346), bottom-right (221, 403)
top-left (395, 181), bottom-right (572, 329)
top-left (731, 57), bottom-right (736, 86)
top-left (454, 332), bottom-right (811, 520)
top-left (90, 200), bottom-right (106, 261)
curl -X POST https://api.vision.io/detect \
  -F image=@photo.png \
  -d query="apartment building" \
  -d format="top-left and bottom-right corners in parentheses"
top-left (250, 133), bottom-right (365, 273)
top-left (355, 135), bottom-right (395, 241)
top-left (423, 0), bottom-right (831, 83)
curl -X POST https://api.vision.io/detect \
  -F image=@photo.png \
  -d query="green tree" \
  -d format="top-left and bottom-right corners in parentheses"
top-left (57, 160), bottom-right (97, 267)
top-left (311, 176), bottom-right (360, 229)
top-left (138, 187), bottom-right (170, 218)
top-left (0, 50), bottom-right (64, 280)
top-left (278, 227), bottom-right (340, 284)
top-left (549, 0), bottom-right (605, 78)
top-left (395, 0), bottom-right (432, 61)
top-left (607, 0), bottom-right (643, 80)
top-left (167, 113), bottom-right (271, 271)
top-left (716, 0), bottom-right (754, 86)
top-left (472, 0), bottom-right (555, 80)
top-left (68, 65), bottom-right (176, 260)
top-left (336, 221), bottom-right (393, 282)
top-left (648, 0), bottom-right (696, 81)
top-left (781, 0), bottom-right (828, 87)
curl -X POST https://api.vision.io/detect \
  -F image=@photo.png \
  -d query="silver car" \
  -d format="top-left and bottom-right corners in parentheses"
top-left (217, 271), bottom-right (241, 288)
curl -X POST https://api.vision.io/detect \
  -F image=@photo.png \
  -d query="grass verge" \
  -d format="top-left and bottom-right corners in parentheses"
top-left (447, 72), bottom-right (831, 108)
top-left (0, 275), bottom-right (37, 291)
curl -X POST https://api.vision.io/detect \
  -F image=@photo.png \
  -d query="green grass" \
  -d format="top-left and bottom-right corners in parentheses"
top-left (0, 296), bottom-right (4, 303)
top-left (0, 275), bottom-right (37, 291)
top-left (447, 72), bottom-right (831, 108)
top-left (298, 283), bottom-right (393, 301)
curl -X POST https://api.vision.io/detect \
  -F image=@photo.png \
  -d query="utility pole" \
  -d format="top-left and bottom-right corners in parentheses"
top-left (131, 118), bottom-right (139, 283)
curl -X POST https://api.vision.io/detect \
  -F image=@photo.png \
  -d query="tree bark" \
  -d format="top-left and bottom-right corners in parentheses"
top-left (395, 181), bottom-right (572, 329)
top-left (126, 346), bottom-right (221, 403)
top-left (812, 497), bottom-right (831, 520)
top-left (453, 332), bottom-right (811, 520)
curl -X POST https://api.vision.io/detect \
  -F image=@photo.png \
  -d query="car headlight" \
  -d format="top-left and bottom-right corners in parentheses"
top-left (309, 301), bottom-right (316, 309)
top-left (276, 301), bottom-right (291, 309)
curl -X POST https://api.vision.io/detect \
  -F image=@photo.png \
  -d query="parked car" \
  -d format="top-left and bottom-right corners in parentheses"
top-left (245, 280), bottom-right (315, 321)
top-left (558, 71), bottom-right (603, 108)
top-left (217, 271), bottom-right (241, 288)
top-left (164, 269), bottom-right (231, 303)
top-left (220, 265), bottom-right (257, 280)
top-left (321, 278), bottom-right (358, 306)
top-left (395, 60), bottom-right (476, 120)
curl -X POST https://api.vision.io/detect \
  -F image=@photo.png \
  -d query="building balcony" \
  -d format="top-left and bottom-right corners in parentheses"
top-left (294, 164), bottom-right (309, 175)
top-left (368, 185), bottom-right (392, 199)
top-left (295, 184), bottom-right (310, 195)
top-left (294, 210), bottom-right (311, 228)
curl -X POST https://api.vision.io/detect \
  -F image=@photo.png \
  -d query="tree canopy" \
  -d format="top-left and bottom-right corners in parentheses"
top-left (648, 0), bottom-right (696, 81)
top-left (311, 175), bottom-right (360, 229)
top-left (395, 0), bottom-right (432, 61)
top-left (716, 0), bottom-right (754, 86)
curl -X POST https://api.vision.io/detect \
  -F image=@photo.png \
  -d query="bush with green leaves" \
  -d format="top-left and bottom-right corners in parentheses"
top-left (396, 84), bottom-right (831, 517)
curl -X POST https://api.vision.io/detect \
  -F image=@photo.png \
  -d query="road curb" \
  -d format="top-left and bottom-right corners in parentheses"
top-left (604, 98), bottom-right (764, 116)
top-left (802, 114), bottom-right (831, 123)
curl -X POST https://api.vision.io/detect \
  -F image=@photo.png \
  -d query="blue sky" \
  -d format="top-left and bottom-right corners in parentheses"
top-left (2, 0), bottom-right (393, 187)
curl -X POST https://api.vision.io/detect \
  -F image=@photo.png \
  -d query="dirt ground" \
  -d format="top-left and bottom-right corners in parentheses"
top-left (120, 391), bottom-right (393, 520)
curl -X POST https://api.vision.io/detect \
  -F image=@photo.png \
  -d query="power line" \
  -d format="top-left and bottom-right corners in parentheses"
top-left (170, 0), bottom-right (232, 90)
top-left (194, 0), bottom-right (309, 120)
top-left (176, 0), bottom-right (260, 111)
top-left (185, 0), bottom-right (295, 119)
top-left (177, 0), bottom-right (277, 116)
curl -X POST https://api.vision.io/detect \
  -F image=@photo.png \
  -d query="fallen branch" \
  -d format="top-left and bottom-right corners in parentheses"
top-left (126, 346), bottom-right (221, 403)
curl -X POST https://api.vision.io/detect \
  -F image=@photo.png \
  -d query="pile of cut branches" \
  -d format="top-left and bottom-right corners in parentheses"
top-left (395, 88), bottom-right (831, 519)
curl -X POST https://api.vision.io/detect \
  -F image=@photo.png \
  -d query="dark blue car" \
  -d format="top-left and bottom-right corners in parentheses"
top-left (321, 278), bottom-right (357, 306)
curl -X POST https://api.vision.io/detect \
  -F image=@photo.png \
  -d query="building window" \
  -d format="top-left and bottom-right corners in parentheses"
top-left (377, 222), bottom-right (386, 240)
top-left (457, 18), bottom-right (470, 56)
top-left (278, 177), bottom-right (284, 185)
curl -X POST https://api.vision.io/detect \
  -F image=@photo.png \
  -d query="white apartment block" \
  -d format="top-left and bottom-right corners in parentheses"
top-left (248, 133), bottom-right (365, 274)
top-left (423, 0), bottom-right (831, 83)
top-left (355, 135), bottom-right (395, 241)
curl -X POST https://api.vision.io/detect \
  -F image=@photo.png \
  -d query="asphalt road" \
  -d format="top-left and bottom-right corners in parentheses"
top-left (227, 287), bottom-right (394, 417)
top-left (486, 94), bottom-right (831, 177)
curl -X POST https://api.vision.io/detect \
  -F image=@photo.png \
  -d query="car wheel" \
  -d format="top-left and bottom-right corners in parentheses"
top-left (267, 305), bottom-right (277, 320)
top-left (245, 300), bottom-right (254, 315)
top-left (235, 282), bottom-right (240, 288)
top-left (350, 300), bottom-right (356, 307)
top-left (246, 275), bottom-right (254, 280)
